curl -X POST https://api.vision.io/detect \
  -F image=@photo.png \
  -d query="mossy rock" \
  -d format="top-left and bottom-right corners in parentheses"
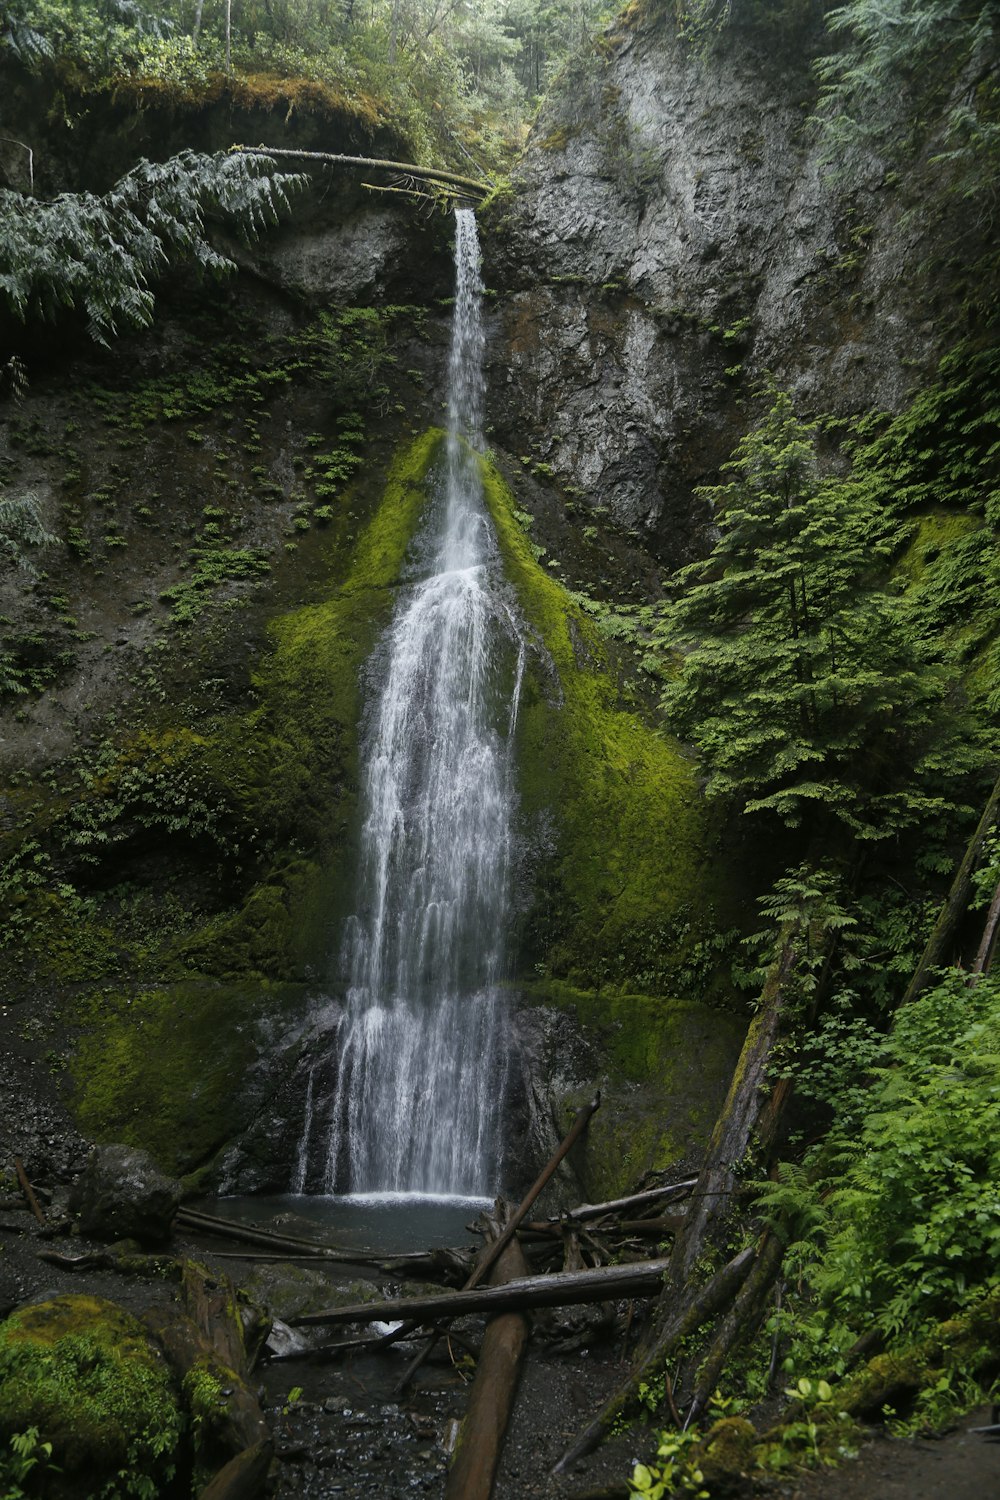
top-left (698, 1416), bottom-right (757, 1493)
top-left (838, 1286), bottom-right (1000, 1421)
top-left (522, 983), bottom-right (746, 1199)
top-left (480, 454), bottom-right (720, 987)
top-left (0, 1295), bottom-right (184, 1498)
top-left (70, 980), bottom-right (306, 1177)
top-left (239, 1261), bottom-right (341, 1323)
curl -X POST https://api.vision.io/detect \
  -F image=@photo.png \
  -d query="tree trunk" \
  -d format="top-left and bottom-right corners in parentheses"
top-left (902, 771), bottom-right (1000, 1004)
top-left (971, 875), bottom-right (1000, 978)
top-left (444, 1234), bottom-right (529, 1500)
top-left (555, 939), bottom-right (803, 1472)
top-left (292, 1257), bottom-right (673, 1328)
top-left (232, 146), bottom-right (489, 199)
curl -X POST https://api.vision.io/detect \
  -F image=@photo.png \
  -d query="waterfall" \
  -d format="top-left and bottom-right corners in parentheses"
top-left (300, 209), bottom-right (523, 1199)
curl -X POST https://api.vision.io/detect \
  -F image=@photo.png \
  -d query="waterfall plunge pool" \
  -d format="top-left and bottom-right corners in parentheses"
top-left (195, 1191), bottom-right (490, 1254)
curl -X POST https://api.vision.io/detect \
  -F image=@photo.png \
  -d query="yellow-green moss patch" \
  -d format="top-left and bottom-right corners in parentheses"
top-left (481, 454), bottom-right (713, 984)
top-left (0, 1295), bottom-right (183, 1497)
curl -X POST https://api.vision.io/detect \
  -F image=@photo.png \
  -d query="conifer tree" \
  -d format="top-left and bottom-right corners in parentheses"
top-left (660, 391), bottom-right (973, 838)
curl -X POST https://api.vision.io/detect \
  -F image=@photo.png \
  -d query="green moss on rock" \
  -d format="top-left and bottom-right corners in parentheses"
top-left (526, 982), bottom-right (746, 1199)
top-left (480, 454), bottom-right (715, 985)
top-left (70, 980), bottom-right (304, 1177)
top-left (66, 431), bottom-right (445, 1175)
top-left (0, 1295), bottom-right (183, 1498)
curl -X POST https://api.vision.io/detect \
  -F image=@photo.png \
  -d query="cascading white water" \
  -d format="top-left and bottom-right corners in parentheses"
top-left (298, 209), bottom-right (524, 1198)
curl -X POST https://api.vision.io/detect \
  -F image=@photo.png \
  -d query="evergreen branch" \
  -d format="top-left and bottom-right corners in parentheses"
top-left (0, 150), bottom-right (305, 342)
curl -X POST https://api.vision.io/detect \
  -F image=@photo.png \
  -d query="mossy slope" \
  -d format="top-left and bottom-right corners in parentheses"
top-left (64, 431), bottom-right (443, 1177)
top-left (480, 453), bottom-right (715, 985)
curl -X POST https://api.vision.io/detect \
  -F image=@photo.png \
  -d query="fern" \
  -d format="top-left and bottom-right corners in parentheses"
top-left (0, 150), bottom-right (305, 342)
top-left (0, 493), bottom-right (57, 573)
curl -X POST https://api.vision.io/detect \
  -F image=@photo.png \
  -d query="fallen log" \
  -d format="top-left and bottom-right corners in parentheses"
top-left (292, 1255), bottom-right (671, 1328)
top-left (666, 941), bottom-right (796, 1295)
top-left (198, 1439), bottom-right (273, 1500)
top-left (176, 1206), bottom-right (470, 1278)
top-left (685, 1231), bottom-right (785, 1425)
top-left (444, 1226), bottom-right (530, 1500)
top-left (231, 145), bottom-right (490, 200)
top-left (144, 1304), bottom-right (269, 1459)
top-left (541, 1180), bottom-right (697, 1226)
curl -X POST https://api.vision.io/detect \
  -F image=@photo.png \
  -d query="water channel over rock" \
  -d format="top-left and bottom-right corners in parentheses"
top-left (295, 209), bottom-right (524, 1201)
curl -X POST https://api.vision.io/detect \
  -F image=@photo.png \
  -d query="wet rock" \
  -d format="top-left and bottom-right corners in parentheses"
top-left (241, 1260), bottom-right (346, 1323)
top-left (68, 1144), bottom-right (181, 1246)
top-left (484, 16), bottom-right (954, 563)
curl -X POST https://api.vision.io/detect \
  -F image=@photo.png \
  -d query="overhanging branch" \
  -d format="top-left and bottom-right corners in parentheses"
top-left (230, 145), bottom-right (490, 201)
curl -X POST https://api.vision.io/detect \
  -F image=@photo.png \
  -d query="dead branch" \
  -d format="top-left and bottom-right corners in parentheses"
top-left (231, 145), bottom-right (489, 200)
top-left (14, 1157), bottom-right (45, 1224)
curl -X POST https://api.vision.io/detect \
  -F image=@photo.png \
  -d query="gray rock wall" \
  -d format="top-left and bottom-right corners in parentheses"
top-left (484, 13), bottom-right (945, 564)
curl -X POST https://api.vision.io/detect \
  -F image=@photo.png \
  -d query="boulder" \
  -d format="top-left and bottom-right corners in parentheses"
top-left (69, 1143), bottom-right (181, 1245)
top-left (0, 1294), bottom-right (183, 1492)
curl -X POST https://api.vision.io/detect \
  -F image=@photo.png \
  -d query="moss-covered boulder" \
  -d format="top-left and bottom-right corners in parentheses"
top-left (514, 984), bottom-right (746, 1199)
top-left (0, 1295), bottom-right (184, 1498)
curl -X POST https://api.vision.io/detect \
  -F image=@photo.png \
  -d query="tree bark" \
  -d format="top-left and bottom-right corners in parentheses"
top-left (444, 1233), bottom-right (530, 1500)
top-left (198, 1440), bottom-right (273, 1500)
top-left (902, 771), bottom-right (1000, 1004)
top-left (685, 1231), bottom-right (785, 1424)
top-left (662, 941), bottom-right (796, 1296)
top-left (971, 875), bottom-right (1000, 978)
top-left (292, 1256), bottom-right (672, 1328)
top-left (555, 939), bottom-right (803, 1472)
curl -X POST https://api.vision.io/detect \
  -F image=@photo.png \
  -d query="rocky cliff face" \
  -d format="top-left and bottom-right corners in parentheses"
top-left (483, 7), bottom-right (948, 564)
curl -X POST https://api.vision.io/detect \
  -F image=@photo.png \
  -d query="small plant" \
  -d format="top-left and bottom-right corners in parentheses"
top-left (0, 1427), bottom-right (58, 1493)
top-left (629, 1426), bottom-right (708, 1498)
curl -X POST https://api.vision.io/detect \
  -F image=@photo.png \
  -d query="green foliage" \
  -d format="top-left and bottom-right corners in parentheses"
top-left (759, 969), bottom-right (1000, 1375)
top-left (815, 0), bottom-right (1000, 206)
top-left (658, 389), bottom-right (979, 839)
top-left (0, 150), bottom-right (303, 341)
top-left (0, 0), bottom-right (614, 174)
top-left (629, 1425), bottom-right (709, 1498)
top-left (160, 545), bottom-right (271, 624)
top-left (0, 1296), bottom-right (183, 1499)
top-left (0, 1428), bottom-right (58, 1498)
top-left (0, 494), bottom-right (57, 574)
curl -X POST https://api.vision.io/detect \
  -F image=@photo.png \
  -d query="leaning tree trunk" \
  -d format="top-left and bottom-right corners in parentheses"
top-left (902, 771), bottom-right (1000, 1004)
top-left (555, 939), bottom-right (803, 1471)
